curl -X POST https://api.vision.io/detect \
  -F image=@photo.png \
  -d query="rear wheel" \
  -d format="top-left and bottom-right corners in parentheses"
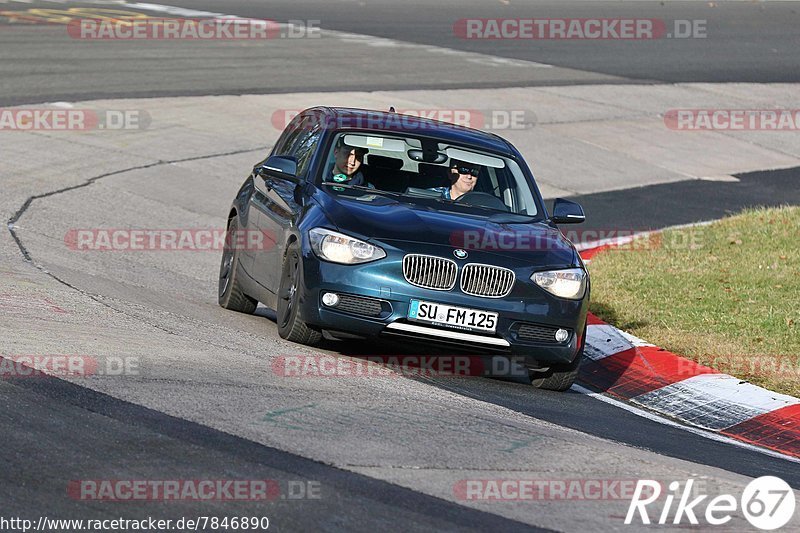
top-left (277, 242), bottom-right (322, 345)
top-left (218, 217), bottom-right (257, 314)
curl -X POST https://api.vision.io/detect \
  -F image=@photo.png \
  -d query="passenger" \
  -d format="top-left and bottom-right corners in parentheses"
top-left (429, 159), bottom-right (480, 201)
top-left (326, 137), bottom-right (373, 188)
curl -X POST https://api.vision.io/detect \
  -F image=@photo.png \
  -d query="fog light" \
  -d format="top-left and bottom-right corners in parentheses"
top-left (322, 292), bottom-right (340, 307)
top-left (555, 329), bottom-right (569, 343)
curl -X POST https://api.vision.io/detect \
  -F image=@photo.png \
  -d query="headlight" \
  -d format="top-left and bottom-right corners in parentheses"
top-left (531, 268), bottom-right (587, 299)
top-left (309, 228), bottom-right (386, 264)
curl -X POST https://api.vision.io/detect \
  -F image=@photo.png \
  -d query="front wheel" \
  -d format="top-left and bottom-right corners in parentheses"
top-left (530, 329), bottom-right (585, 391)
top-left (530, 355), bottom-right (582, 391)
top-left (276, 242), bottom-right (322, 345)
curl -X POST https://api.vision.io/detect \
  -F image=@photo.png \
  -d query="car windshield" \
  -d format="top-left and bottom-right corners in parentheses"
top-left (320, 132), bottom-right (541, 218)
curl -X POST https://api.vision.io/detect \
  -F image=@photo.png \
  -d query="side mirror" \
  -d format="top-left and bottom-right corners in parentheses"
top-left (550, 198), bottom-right (585, 224)
top-left (255, 155), bottom-right (299, 183)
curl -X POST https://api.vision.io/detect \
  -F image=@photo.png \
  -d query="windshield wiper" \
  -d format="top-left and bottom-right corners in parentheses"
top-left (321, 182), bottom-right (404, 198)
top-left (321, 182), bottom-right (370, 190)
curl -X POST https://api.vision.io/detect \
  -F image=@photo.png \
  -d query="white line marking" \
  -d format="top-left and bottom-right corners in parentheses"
top-left (572, 384), bottom-right (800, 464)
top-left (331, 32), bottom-right (552, 68)
top-left (119, 2), bottom-right (554, 70)
top-left (700, 175), bottom-right (741, 182)
top-left (632, 373), bottom-right (800, 430)
top-left (585, 324), bottom-right (654, 361)
top-left (586, 324), bottom-right (633, 360)
top-left (123, 2), bottom-right (227, 18)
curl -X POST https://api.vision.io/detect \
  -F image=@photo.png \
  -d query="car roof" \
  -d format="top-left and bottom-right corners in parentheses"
top-left (304, 106), bottom-right (515, 155)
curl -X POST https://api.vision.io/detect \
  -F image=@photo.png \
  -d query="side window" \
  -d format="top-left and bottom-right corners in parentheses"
top-left (272, 114), bottom-right (308, 157)
top-left (291, 123), bottom-right (323, 178)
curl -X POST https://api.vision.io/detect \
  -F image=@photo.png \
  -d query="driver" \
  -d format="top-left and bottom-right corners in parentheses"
top-left (326, 137), bottom-right (373, 188)
top-left (429, 159), bottom-right (480, 201)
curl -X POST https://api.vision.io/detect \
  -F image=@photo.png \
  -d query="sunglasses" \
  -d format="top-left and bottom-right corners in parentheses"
top-left (453, 166), bottom-right (480, 177)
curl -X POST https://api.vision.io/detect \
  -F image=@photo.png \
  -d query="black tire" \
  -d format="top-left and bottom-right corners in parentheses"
top-left (530, 356), bottom-right (581, 391)
top-left (218, 217), bottom-right (257, 314)
top-left (277, 242), bottom-right (322, 345)
top-left (530, 331), bottom-right (585, 391)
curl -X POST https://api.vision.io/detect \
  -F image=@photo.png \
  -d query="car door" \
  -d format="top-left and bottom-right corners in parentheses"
top-left (252, 116), bottom-right (322, 293)
top-left (241, 116), bottom-right (301, 279)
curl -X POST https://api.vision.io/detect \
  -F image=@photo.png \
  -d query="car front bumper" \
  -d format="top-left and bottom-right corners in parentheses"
top-left (298, 246), bottom-right (589, 367)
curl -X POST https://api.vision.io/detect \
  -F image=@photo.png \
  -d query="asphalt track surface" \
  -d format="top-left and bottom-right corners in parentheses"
top-left (3, 1), bottom-right (800, 531)
top-left (1, 376), bottom-right (540, 532)
top-left (161, 0), bottom-right (800, 82)
top-left (2, 0), bottom-right (800, 105)
top-left (3, 118), bottom-right (799, 529)
top-left (574, 166), bottom-right (800, 233)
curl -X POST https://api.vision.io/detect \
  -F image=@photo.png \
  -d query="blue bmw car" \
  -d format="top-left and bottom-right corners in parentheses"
top-left (219, 107), bottom-right (589, 390)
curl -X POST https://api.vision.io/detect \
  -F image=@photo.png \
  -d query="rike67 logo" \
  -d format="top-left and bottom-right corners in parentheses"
top-left (626, 476), bottom-right (795, 530)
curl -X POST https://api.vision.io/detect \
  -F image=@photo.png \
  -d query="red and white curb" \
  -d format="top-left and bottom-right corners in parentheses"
top-left (576, 241), bottom-right (800, 460)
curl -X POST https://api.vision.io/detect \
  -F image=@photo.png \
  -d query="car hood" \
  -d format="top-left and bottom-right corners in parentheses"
top-left (316, 189), bottom-right (579, 267)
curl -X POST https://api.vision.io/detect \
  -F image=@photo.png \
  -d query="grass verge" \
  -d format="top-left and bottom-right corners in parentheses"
top-left (588, 205), bottom-right (800, 397)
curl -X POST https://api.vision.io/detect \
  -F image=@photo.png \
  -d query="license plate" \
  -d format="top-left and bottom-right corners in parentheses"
top-left (407, 300), bottom-right (498, 333)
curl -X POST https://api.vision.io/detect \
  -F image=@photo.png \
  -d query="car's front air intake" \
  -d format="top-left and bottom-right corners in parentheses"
top-left (336, 294), bottom-right (385, 317)
top-left (402, 254), bottom-right (458, 290)
top-left (517, 323), bottom-right (566, 343)
top-left (460, 264), bottom-right (515, 298)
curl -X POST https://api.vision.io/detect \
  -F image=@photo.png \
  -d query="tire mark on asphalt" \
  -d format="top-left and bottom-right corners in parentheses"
top-left (5, 145), bottom-right (268, 343)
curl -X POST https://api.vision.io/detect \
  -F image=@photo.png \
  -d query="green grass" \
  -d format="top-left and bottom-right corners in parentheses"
top-left (588, 205), bottom-right (800, 397)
